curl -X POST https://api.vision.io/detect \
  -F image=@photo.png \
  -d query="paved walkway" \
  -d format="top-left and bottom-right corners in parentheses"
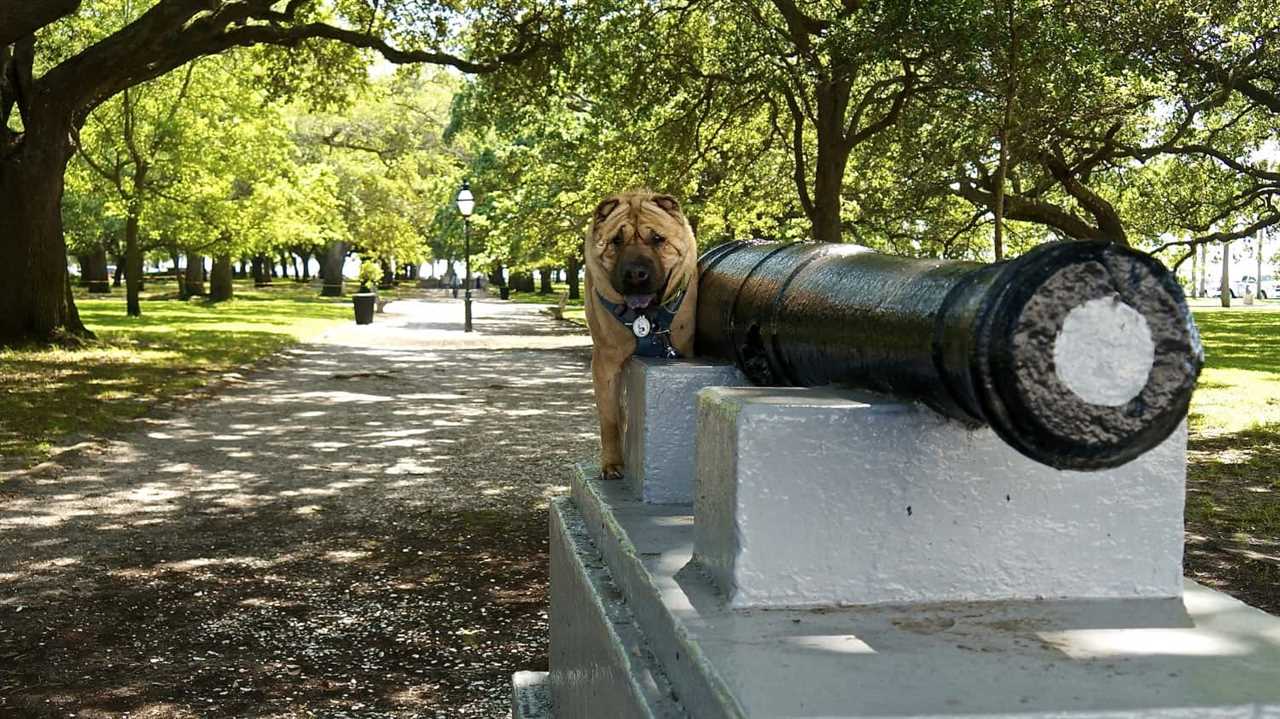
top-left (0, 297), bottom-right (596, 718)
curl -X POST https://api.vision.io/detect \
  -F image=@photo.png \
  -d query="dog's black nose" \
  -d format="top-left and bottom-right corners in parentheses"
top-left (624, 264), bottom-right (649, 284)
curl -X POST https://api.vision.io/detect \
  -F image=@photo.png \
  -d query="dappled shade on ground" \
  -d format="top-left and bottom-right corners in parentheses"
top-left (1183, 305), bottom-right (1280, 614)
top-left (0, 282), bottom-right (351, 467)
top-left (0, 299), bottom-right (596, 717)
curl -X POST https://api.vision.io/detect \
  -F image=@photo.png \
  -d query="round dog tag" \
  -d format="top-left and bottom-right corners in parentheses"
top-left (632, 315), bottom-right (652, 338)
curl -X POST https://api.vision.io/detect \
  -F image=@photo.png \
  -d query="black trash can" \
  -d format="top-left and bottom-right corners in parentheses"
top-left (352, 289), bottom-right (376, 325)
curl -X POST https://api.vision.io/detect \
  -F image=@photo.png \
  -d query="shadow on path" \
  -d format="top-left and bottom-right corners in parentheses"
top-left (0, 299), bottom-right (597, 718)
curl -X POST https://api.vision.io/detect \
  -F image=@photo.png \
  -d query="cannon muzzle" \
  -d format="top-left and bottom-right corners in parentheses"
top-left (696, 240), bottom-right (1203, 470)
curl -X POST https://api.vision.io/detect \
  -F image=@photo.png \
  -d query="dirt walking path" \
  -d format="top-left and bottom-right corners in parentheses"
top-left (0, 296), bottom-right (596, 718)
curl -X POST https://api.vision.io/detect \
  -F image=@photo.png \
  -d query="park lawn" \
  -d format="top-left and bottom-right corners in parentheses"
top-left (0, 280), bottom-right (351, 468)
top-left (1182, 301), bottom-right (1280, 611)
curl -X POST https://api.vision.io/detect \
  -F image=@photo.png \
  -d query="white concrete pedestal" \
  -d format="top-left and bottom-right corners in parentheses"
top-left (622, 358), bottom-right (746, 504)
top-left (545, 468), bottom-right (1280, 719)
top-left (693, 387), bottom-right (1188, 608)
top-left (516, 365), bottom-right (1280, 718)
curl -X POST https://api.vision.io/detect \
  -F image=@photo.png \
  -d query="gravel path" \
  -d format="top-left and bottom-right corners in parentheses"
top-left (0, 296), bottom-right (596, 718)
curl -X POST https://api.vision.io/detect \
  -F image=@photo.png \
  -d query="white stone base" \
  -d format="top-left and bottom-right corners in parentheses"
top-left (552, 466), bottom-right (1280, 719)
top-left (694, 387), bottom-right (1187, 608)
top-left (548, 495), bottom-right (685, 719)
top-left (622, 358), bottom-right (747, 504)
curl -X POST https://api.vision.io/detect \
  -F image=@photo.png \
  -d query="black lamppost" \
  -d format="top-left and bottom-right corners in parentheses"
top-left (456, 180), bottom-right (475, 332)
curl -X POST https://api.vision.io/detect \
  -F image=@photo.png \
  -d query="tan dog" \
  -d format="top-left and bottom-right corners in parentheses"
top-left (585, 191), bottom-right (698, 480)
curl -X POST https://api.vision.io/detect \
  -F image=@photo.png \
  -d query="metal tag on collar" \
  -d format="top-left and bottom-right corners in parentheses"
top-left (632, 315), bottom-right (652, 338)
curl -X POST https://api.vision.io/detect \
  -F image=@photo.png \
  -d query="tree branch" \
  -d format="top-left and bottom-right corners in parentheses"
top-left (782, 88), bottom-right (814, 220)
top-left (953, 179), bottom-right (1100, 240)
top-left (219, 20), bottom-right (543, 74)
top-left (1042, 149), bottom-right (1127, 244)
top-left (0, 0), bottom-right (81, 47)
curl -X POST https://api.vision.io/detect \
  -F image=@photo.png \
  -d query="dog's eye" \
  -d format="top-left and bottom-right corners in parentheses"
top-left (651, 234), bottom-right (665, 244)
top-left (611, 232), bottom-right (624, 246)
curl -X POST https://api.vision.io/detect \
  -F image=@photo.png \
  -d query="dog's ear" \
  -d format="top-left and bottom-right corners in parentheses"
top-left (594, 197), bottom-right (621, 226)
top-left (651, 194), bottom-right (681, 216)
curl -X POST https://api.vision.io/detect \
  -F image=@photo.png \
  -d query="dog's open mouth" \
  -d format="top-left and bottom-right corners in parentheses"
top-left (625, 294), bottom-right (656, 310)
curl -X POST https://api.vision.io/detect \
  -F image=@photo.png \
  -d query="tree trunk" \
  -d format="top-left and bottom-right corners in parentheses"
top-left (299, 250), bottom-right (312, 280)
top-left (380, 259), bottom-right (394, 289)
top-left (237, 257), bottom-right (248, 279)
top-left (185, 253), bottom-right (205, 296)
top-left (124, 208), bottom-right (143, 316)
top-left (1257, 235), bottom-right (1265, 299)
top-left (805, 80), bottom-right (853, 245)
top-left (0, 122), bottom-right (92, 341)
top-left (320, 241), bottom-right (347, 296)
top-left (77, 255), bottom-right (92, 286)
top-left (1198, 243), bottom-right (1207, 297)
top-left (1189, 243), bottom-right (1198, 297)
top-left (567, 255), bottom-right (581, 300)
top-left (1220, 242), bottom-right (1231, 308)
top-left (210, 255), bottom-right (233, 301)
top-left (540, 266), bottom-right (554, 294)
top-left (85, 246), bottom-right (110, 293)
top-left (810, 143), bottom-right (847, 244)
top-left (251, 255), bottom-right (272, 286)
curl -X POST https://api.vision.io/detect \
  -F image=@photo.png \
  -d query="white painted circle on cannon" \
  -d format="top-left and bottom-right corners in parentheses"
top-left (1053, 296), bottom-right (1155, 406)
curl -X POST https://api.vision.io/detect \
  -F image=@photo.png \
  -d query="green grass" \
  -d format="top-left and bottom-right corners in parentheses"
top-left (0, 279), bottom-right (353, 467)
top-left (1182, 302), bottom-right (1280, 609)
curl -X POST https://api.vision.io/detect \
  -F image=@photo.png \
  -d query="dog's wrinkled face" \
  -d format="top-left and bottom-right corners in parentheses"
top-left (589, 192), bottom-right (693, 310)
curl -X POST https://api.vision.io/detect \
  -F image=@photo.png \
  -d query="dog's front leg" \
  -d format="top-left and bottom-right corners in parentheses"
top-left (592, 349), bottom-right (627, 480)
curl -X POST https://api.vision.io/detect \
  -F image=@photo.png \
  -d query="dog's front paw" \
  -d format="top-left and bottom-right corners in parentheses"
top-left (601, 463), bottom-right (624, 481)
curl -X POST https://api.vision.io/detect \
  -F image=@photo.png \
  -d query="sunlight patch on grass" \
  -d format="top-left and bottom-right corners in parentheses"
top-left (0, 281), bottom-right (351, 466)
top-left (1183, 305), bottom-right (1280, 587)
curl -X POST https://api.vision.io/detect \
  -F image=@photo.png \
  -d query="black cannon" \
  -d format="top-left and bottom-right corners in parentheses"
top-left (696, 240), bottom-right (1202, 470)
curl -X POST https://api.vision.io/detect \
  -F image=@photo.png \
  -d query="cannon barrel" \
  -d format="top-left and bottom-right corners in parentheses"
top-left (695, 240), bottom-right (1203, 470)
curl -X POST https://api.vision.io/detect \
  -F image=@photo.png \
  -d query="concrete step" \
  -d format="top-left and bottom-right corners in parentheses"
top-left (548, 497), bottom-right (687, 719)
top-left (567, 465), bottom-right (1280, 718)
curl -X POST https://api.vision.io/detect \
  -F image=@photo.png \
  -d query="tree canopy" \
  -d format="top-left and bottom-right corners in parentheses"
top-left (3, 0), bottom-right (1279, 341)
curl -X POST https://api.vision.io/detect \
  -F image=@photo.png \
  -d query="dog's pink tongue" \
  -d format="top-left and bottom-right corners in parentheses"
top-left (626, 294), bottom-right (655, 310)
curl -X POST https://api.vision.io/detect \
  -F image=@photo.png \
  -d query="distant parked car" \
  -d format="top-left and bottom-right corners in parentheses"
top-left (1210, 274), bottom-right (1275, 299)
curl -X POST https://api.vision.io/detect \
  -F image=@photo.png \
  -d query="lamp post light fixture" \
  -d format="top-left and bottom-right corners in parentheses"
top-left (456, 180), bottom-right (475, 332)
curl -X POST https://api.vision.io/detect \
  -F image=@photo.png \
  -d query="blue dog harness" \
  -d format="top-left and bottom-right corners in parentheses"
top-left (596, 289), bottom-right (687, 359)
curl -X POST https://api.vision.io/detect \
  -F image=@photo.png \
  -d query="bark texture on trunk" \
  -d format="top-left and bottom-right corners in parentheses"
top-left (539, 266), bottom-right (553, 294)
top-left (810, 113), bottom-right (849, 244)
top-left (1220, 241), bottom-right (1231, 308)
top-left (251, 255), bottom-right (271, 286)
top-left (210, 255), bottom-right (233, 302)
top-left (1257, 236), bottom-right (1265, 299)
top-left (0, 124), bottom-right (89, 342)
top-left (567, 255), bottom-right (581, 300)
top-left (1189, 244), bottom-right (1198, 297)
top-left (124, 208), bottom-right (143, 316)
top-left (320, 242), bottom-right (347, 296)
top-left (185, 253), bottom-right (205, 296)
